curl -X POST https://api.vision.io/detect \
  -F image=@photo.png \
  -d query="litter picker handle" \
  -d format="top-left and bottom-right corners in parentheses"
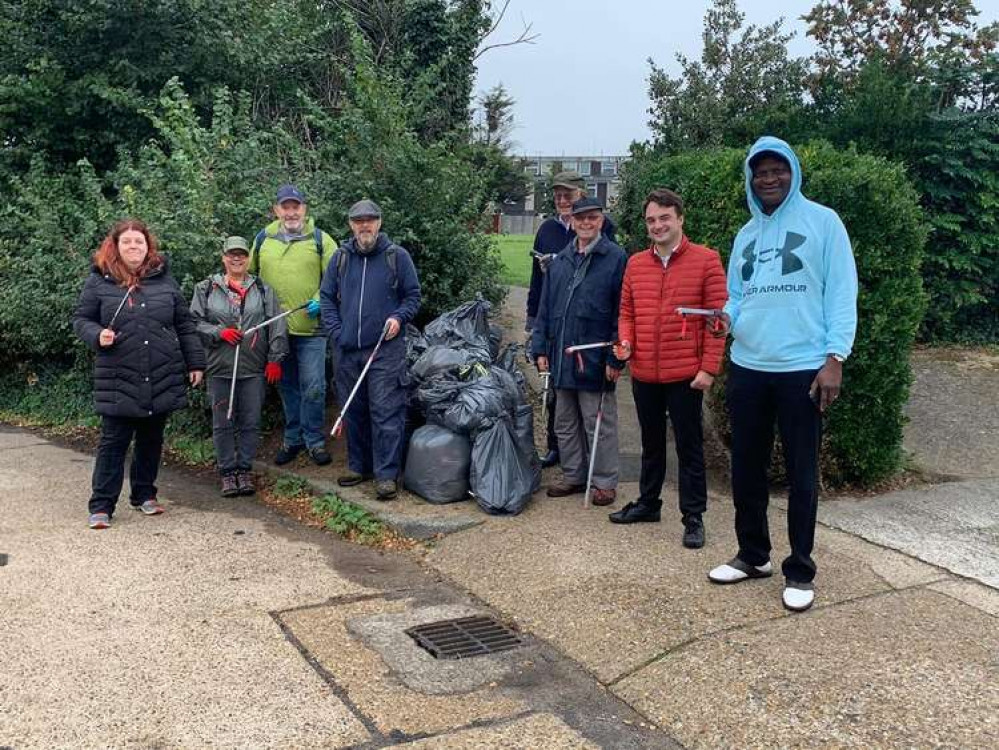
top-left (330, 321), bottom-right (391, 438)
top-left (564, 341), bottom-right (618, 354)
top-left (242, 301), bottom-right (310, 336)
top-left (675, 307), bottom-right (722, 317)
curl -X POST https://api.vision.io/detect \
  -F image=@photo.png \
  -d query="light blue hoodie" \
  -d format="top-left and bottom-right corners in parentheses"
top-left (724, 137), bottom-right (858, 373)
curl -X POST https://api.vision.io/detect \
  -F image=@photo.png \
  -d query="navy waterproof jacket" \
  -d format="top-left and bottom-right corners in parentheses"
top-left (530, 235), bottom-right (627, 391)
top-left (320, 233), bottom-right (421, 353)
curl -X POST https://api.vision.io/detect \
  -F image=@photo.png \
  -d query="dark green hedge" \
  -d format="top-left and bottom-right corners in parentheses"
top-left (616, 141), bottom-right (928, 486)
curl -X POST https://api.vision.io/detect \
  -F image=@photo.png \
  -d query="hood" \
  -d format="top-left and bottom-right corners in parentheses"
top-left (264, 217), bottom-right (317, 242)
top-left (744, 136), bottom-right (802, 220)
top-left (344, 232), bottom-right (392, 257)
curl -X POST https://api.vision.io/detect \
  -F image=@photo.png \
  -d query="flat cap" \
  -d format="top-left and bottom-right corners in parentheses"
top-left (570, 196), bottom-right (604, 216)
top-left (348, 199), bottom-right (382, 220)
top-left (223, 235), bottom-right (250, 254)
top-left (552, 170), bottom-right (585, 190)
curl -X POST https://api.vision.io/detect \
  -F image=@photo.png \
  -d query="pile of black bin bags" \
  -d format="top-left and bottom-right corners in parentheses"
top-left (402, 299), bottom-right (541, 515)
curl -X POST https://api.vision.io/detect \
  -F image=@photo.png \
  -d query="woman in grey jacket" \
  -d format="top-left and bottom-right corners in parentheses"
top-left (190, 236), bottom-right (288, 496)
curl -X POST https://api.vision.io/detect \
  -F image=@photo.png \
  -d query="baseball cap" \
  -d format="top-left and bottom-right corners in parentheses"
top-left (570, 196), bottom-right (604, 216)
top-left (275, 184), bottom-right (305, 204)
top-left (223, 236), bottom-right (250, 255)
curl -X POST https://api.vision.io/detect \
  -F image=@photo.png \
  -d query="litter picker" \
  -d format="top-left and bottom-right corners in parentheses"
top-left (564, 340), bottom-right (618, 374)
top-left (539, 370), bottom-right (551, 427)
top-left (675, 306), bottom-right (725, 336)
top-left (107, 286), bottom-right (135, 330)
top-left (583, 387), bottom-right (607, 509)
top-left (227, 301), bottom-right (310, 420)
top-left (329, 320), bottom-right (391, 438)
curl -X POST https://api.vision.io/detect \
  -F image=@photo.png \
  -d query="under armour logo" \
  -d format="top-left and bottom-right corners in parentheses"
top-left (741, 232), bottom-right (806, 281)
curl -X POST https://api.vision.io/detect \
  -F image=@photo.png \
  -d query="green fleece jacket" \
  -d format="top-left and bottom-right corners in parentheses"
top-left (249, 218), bottom-right (337, 336)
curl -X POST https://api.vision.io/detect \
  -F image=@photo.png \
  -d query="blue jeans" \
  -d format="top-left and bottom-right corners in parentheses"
top-left (279, 335), bottom-right (327, 449)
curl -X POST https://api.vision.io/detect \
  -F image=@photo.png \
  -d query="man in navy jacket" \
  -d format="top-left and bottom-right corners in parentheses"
top-left (526, 170), bottom-right (617, 468)
top-left (531, 197), bottom-right (627, 506)
top-left (320, 199), bottom-right (421, 500)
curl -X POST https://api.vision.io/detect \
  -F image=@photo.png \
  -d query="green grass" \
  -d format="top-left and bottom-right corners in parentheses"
top-left (493, 234), bottom-right (533, 287)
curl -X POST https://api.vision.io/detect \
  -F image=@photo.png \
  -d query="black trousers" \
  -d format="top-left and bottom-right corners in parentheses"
top-left (89, 413), bottom-right (168, 515)
top-left (727, 363), bottom-right (821, 584)
top-left (631, 377), bottom-right (707, 518)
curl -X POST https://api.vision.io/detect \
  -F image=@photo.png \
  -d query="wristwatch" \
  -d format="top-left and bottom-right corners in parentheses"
top-left (828, 353), bottom-right (846, 363)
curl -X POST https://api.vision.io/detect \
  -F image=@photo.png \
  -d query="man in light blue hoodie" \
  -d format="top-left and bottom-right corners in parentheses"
top-left (708, 137), bottom-right (858, 613)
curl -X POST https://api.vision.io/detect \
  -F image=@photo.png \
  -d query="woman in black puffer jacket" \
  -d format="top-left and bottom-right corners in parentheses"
top-left (72, 219), bottom-right (206, 529)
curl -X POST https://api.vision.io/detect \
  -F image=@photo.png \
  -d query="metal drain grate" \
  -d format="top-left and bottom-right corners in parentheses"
top-left (406, 615), bottom-right (524, 659)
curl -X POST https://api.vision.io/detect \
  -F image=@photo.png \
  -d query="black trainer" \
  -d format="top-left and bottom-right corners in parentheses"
top-left (275, 444), bottom-right (304, 466)
top-left (682, 514), bottom-right (705, 549)
top-left (609, 501), bottom-right (661, 524)
top-left (540, 449), bottom-right (560, 468)
top-left (308, 445), bottom-right (332, 466)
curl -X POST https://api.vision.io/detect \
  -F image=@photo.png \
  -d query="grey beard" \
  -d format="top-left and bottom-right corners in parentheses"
top-left (356, 236), bottom-right (377, 253)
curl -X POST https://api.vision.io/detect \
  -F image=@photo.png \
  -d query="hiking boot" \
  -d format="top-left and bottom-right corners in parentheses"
top-left (132, 499), bottom-right (164, 516)
top-left (546, 481), bottom-right (585, 497)
top-left (590, 488), bottom-right (617, 506)
top-left (609, 501), bottom-right (661, 524)
top-left (275, 444), bottom-right (304, 465)
top-left (236, 471), bottom-right (255, 496)
top-left (708, 557), bottom-right (773, 584)
top-left (375, 479), bottom-right (397, 500)
top-left (337, 472), bottom-right (372, 487)
top-left (88, 512), bottom-right (111, 530)
top-left (308, 445), bottom-right (332, 466)
top-left (220, 473), bottom-right (240, 497)
top-left (682, 514), bottom-right (705, 549)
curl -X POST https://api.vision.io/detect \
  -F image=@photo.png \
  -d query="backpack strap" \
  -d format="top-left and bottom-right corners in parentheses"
top-left (314, 228), bottom-right (325, 280)
top-left (335, 245), bottom-right (399, 304)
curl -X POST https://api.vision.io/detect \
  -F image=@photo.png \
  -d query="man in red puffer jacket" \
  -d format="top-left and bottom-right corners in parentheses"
top-left (609, 188), bottom-right (727, 548)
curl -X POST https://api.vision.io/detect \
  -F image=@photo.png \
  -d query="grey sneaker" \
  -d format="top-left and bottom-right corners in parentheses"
top-left (88, 512), bottom-right (111, 529)
top-left (220, 473), bottom-right (240, 497)
top-left (236, 471), bottom-right (255, 496)
top-left (132, 499), bottom-right (164, 515)
top-left (308, 445), bottom-right (332, 466)
top-left (375, 479), bottom-right (397, 500)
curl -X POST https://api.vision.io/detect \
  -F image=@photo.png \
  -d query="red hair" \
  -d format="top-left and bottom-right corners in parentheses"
top-left (93, 219), bottom-right (164, 287)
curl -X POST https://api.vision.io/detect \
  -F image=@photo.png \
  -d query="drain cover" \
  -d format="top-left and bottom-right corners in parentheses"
top-left (406, 615), bottom-right (523, 659)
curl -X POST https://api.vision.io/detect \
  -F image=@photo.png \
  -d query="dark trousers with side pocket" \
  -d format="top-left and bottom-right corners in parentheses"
top-left (631, 377), bottom-right (707, 519)
top-left (336, 339), bottom-right (407, 480)
top-left (727, 363), bottom-right (822, 584)
top-left (89, 413), bottom-right (169, 515)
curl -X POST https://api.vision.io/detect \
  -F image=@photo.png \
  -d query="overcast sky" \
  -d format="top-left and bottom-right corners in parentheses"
top-left (474, 0), bottom-right (999, 156)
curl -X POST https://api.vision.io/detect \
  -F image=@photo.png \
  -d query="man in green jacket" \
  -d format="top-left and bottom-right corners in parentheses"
top-left (250, 185), bottom-right (337, 465)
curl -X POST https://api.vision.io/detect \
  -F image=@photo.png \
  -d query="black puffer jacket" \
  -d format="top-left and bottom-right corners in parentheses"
top-left (72, 260), bottom-right (206, 418)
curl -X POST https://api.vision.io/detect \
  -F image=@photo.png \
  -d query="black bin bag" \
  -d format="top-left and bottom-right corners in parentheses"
top-left (404, 425), bottom-right (471, 504)
top-left (469, 416), bottom-right (535, 515)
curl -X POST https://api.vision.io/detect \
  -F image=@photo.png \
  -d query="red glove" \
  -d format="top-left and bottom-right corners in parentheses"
top-left (220, 327), bottom-right (242, 346)
top-left (265, 361), bottom-right (282, 385)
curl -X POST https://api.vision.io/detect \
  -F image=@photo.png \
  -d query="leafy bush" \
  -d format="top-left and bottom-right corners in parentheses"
top-left (617, 141), bottom-right (928, 486)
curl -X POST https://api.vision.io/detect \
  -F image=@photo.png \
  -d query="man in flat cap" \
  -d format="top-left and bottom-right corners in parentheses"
top-left (320, 199), bottom-right (421, 500)
top-left (526, 170), bottom-right (617, 469)
top-left (250, 184), bottom-right (337, 466)
top-left (531, 197), bottom-right (627, 506)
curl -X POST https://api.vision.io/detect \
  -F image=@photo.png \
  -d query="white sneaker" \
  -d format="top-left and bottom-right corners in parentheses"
top-left (708, 557), bottom-right (773, 584)
top-left (782, 583), bottom-right (815, 612)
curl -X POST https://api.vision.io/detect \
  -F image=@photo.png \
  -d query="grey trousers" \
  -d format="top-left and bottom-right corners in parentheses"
top-left (209, 375), bottom-right (265, 474)
top-left (554, 387), bottom-right (619, 490)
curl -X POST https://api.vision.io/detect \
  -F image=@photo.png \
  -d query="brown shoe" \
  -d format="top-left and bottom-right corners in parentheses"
top-left (590, 488), bottom-right (617, 506)
top-left (546, 481), bottom-right (586, 498)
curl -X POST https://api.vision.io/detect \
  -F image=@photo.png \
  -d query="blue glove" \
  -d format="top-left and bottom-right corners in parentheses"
top-left (306, 299), bottom-right (321, 318)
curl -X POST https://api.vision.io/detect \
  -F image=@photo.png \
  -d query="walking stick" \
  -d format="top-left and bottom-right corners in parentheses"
top-left (583, 386), bottom-right (607, 509)
top-left (330, 321), bottom-right (391, 439)
top-left (227, 301), bottom-right (310, 420)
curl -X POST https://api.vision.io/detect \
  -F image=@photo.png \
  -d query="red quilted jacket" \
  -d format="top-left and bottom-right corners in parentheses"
top-left (618, 237), bottom-right (728, 383)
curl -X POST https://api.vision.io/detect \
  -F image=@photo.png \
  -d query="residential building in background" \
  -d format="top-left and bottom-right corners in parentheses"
top-left (498, 155), bottom-right (628, 234)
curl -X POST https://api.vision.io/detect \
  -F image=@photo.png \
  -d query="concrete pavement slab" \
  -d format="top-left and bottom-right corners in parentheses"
top-left (929, 579), bottom-right (999, 616)
top-left (397, 712), bottom-right (600, 748)
top-left (613, 588), bottom-right (999, 750)
top-left (820, 479), bottom-right (999, 588)
top-left (279, 597), bottom-right (527, 737)
top-left (426, 489), bottom-right (893, 684)
top-left (0, 435), bottom-right (372, 749)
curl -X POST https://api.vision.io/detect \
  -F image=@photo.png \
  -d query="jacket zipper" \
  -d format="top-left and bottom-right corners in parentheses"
top-left (358, 255), bottom-right (367, 349)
